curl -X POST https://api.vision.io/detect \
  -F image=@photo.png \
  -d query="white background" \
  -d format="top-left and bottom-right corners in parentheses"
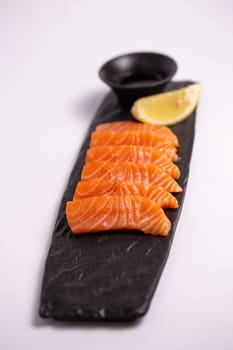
top-left (1, 0), bottom-right (233, 349)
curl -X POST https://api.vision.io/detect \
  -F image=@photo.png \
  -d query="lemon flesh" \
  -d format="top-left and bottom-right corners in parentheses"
top-left (131, 83), bottom-right (201, 126)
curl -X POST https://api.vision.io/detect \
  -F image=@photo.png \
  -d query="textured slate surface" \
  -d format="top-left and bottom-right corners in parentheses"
top-left (39, 81), bottom-right (197, 322)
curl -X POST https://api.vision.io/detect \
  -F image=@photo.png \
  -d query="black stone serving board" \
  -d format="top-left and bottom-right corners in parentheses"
top-left (39, 81), bottom-right (197, 322)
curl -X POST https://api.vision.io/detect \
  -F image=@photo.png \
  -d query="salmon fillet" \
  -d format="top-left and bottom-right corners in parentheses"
top-left (66, 195), bottom-right (171, 236)
top-left (81, 162), bottom-right (182, 192)
top-left (96, 121), bottom-right (179, 147)
top-left (90, 131), bottom-right (178, 161)
top-left (86, 145), bottom-right (180, 179)
top-left (74, 180), bottom-right (179, 208)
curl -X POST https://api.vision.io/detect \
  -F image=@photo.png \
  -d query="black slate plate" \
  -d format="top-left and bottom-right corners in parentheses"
top-left (39, 81), bottom-right (197, 322)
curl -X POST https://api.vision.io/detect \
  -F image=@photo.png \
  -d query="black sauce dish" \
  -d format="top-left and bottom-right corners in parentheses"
top-left (99, 52), bottom-right (178, 108)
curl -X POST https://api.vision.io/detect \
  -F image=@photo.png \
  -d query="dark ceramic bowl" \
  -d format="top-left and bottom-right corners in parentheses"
top-left (99, 52), bottom-right (177, 107)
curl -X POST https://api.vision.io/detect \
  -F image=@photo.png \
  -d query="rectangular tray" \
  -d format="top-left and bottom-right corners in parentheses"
top-left (39, 81), bottom-right (196, 322)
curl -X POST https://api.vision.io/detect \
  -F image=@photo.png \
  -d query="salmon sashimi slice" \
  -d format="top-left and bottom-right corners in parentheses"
top-left (96, 121), bottom-right (179, 147)
top-left (74, 180), bottom-right (179, 208)
top-left (66, 195), bottom-right (171, 236)
top-left (86, 145), bottom-right (180, 179)
top-left (81, 162), bottom-right (182, 193)
top-left (90, 130), bottom-right (178, 161)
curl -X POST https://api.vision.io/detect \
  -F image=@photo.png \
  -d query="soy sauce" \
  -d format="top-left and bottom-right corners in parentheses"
top-left (119, 72), bottom-right (164, 87)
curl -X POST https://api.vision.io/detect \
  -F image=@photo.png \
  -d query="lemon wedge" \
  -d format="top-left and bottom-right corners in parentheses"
top-left (131, 83), bottom-right (201, 126)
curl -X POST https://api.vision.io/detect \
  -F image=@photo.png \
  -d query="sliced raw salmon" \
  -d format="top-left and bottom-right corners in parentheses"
top-left (81, 162), bottom-right (182, 192)
top-left (66, 195), bottom-right (171, 236)
top-left (74, 180), bottom-right (179, 208)
top-left (90, 131), bottom-right (178, 161)
top-left (96, 121), bottom-right (179, 147)
top-left (86, 145), bottom-right (180, 179)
